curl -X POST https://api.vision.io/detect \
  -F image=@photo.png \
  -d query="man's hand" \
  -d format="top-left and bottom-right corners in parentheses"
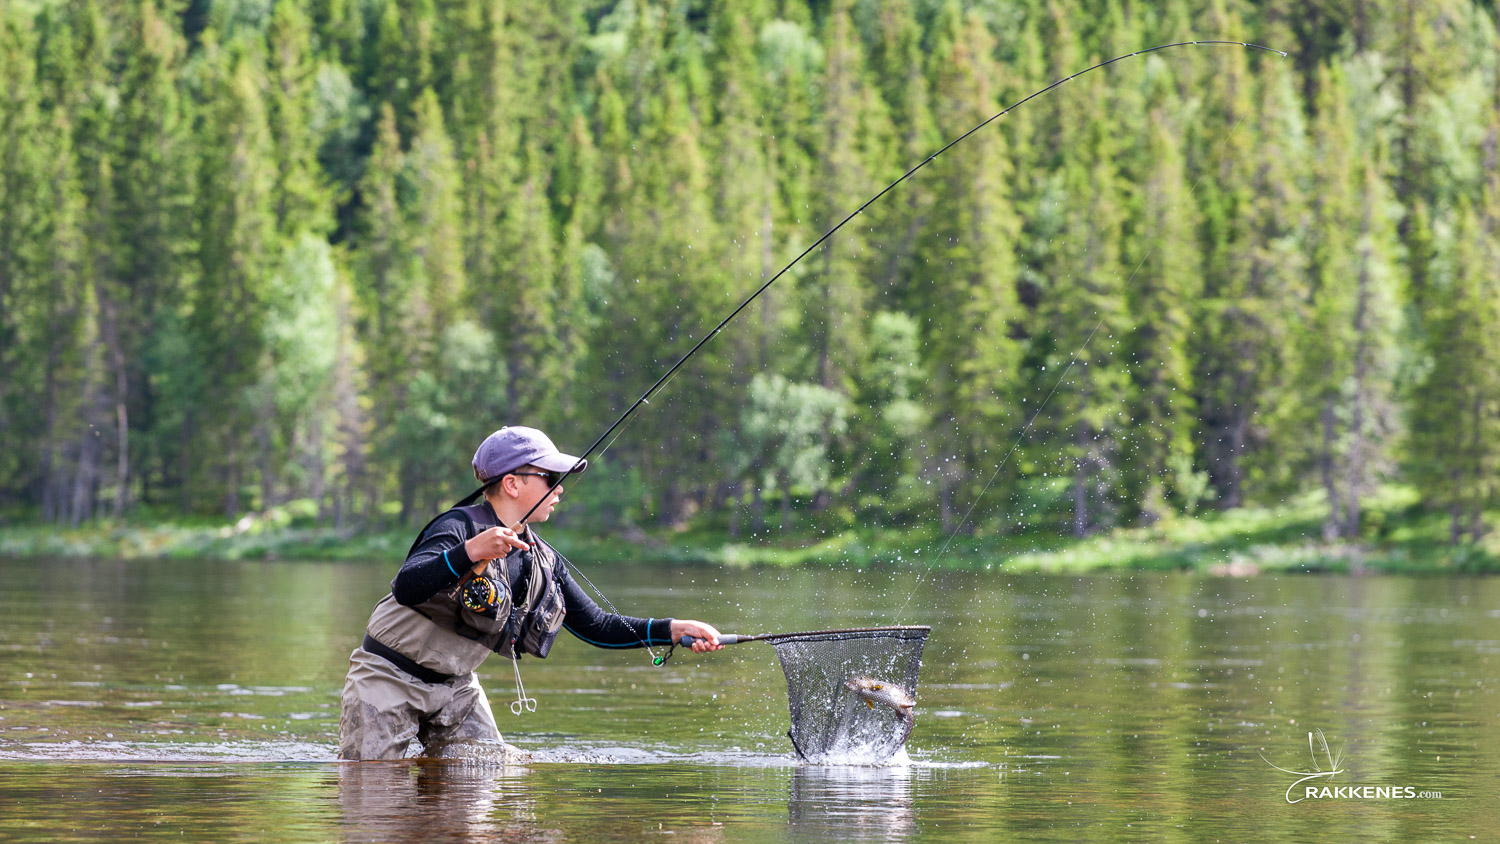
top-left (463, 526), bottom-right (530, 573)
top-left (670, 619), bottom-right (724, 653)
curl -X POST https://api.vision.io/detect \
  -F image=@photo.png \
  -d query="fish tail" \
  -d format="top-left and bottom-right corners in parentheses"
top-left (897, 707), bottom-right (915, 747)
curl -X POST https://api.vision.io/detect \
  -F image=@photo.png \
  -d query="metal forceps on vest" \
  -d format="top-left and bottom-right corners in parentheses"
top-left (509, 642), bottom-right (537, 715)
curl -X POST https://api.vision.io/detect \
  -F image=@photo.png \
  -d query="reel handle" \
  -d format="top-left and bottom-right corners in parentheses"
top-left (679, 634), bottom-right (745, 647)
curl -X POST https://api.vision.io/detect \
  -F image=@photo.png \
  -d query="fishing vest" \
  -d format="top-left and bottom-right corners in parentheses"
top-left (364, 504), bottom-right (568, 677)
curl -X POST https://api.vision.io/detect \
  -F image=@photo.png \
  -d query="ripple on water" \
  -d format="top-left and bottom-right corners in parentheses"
top-left (0, 736), bottom-right (981, 769)
top-left (0, 739), bottom-right (338, 763)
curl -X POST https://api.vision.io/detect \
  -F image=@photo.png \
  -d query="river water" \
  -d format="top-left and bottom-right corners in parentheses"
top-left (0, 556), bottom-right (1495, 840)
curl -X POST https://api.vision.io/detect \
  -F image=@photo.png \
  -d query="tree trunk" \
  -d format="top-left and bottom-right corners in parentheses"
top-left (1468, 392), bottom-right (1486, 543)
top-left (39, 343), bottom-right (63, 523)
top-left (811, 488), bottom-right (831, 513)
top-left (225, 454), bottom-right (242, 519)
top-left (727, 480), bottom-right (742, 539)
top-left (309, 423), bottom-right (328, 522)
top-left (1343, 258), bottom-right (1374, 540)
top-left (750, 482), bottom-right (765, 535)
top-left (397, 462), bottom-right (414, 526)
top-left (255, 414), bottom-right (274, 510)
top-left (1073, 424), bottom-right (1090, 538)
top-left (179, 410), bottom-right (194, 514)
top-left (96, 290), bottom-right (131, 517)
top-left (70, 405), bottom-right (102, 529)
top-left (69, 309), bottom-right (108, 527)
top-left (1225, 409), bottom-right (1247, 509)
top-left (137, 380), bottom-right (156, 508)
top-left (113, 397), bottom-right (129, 515)
top-left (660, 478), bottom-right (681, 528)
top-left (1320, 400), bottom-right (1341, 542)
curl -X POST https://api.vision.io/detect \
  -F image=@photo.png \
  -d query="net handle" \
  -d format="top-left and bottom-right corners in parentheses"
top-left (680, 634), bottom-right (751, 647)
top-left (679, 625), bottom-right (931, 648)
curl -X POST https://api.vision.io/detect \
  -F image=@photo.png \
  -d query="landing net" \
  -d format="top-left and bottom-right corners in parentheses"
top-left (768, 626), bottom-right (929, 764)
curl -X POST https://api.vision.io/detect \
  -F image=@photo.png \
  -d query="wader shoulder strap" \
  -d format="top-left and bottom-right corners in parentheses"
top-left (403, 502), bottom-right (503, 559)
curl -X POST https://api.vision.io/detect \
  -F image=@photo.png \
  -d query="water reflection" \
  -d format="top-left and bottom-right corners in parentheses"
top-left (3, 558), bottom-right (1500, 840)
top-left (787, 764), bottom-right (915, 840)
top-left (336, 760), bottom-right (548, 843)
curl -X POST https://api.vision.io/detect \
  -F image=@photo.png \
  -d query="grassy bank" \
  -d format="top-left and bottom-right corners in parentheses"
top-left (2, 485), bottom-right (1496, 574)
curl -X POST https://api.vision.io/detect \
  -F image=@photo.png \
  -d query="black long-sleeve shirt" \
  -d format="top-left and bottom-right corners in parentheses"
top-left (391, 505), bottom-right (673, 649)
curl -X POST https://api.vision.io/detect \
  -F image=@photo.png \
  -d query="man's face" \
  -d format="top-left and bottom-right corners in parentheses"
top-left (508, 466), bottom-right (564, 522)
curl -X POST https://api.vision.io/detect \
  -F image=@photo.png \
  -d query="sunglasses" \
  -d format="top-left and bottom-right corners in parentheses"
top-left (510, 470), bottom-right (566, 488)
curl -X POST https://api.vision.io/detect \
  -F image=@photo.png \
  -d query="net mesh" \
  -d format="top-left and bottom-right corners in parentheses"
top-left (768, 626), bottom-right (929, 764)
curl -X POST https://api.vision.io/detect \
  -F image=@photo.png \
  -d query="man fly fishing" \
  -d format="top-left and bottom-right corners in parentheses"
top-left (338, 425), bottom-right (723, 761)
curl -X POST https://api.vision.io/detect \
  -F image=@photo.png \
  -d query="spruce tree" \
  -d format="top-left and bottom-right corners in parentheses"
top-left (403, 89), bottom-right (467, 339)
top-left (1409, 85), bottom-right (1500, 542)
top-left (805, 0), bottom-right (877, 393)
top-left (266, 0), bottom-right (333, 240)
top-left (863, 0), bottom-right (938, 310)
top-left (190, 35), bottom-right (279, 515)
top-left (610, 77), bottom-right (727, 522)
top-left (0, 12), bottom-right (44, 510)
top-left (1205, 69), bottom-right (1310, 502)
top-left (39, 116), bottom-right (90, 522)
top-left (389, 89), bottom-right (471, 519)
top-left (917, 3), bottom-right (1023, 531)
top-left (1028, 6), bottom-right (1132, 536)
top-left (494, 140), bottom-right (559, 419)
top-left (1125, 104), bottom-right (1201, 521)
top-left (1190, 15), bottom-right (1270, 508)
top-left (27, 0), bottom-right (122, 523)
top-left (113, 0), bottom-right (197, 511)
top-left (352, 101), bottom-right (408, 514)
top-left (1297, 63), bottom-right (1403, 540)
top-left (1409, 201), bottom-right (1500, 542)
top-left (551, 112), bottom-right (602, 425)
top-left (449, 0), bottom-right (516, 336)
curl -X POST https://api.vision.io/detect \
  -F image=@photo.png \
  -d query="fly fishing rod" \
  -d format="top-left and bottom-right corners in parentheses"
top-left (477, 39), bottom-right (1285, 528)
top-left (676, 625), bottom-right (931, 648)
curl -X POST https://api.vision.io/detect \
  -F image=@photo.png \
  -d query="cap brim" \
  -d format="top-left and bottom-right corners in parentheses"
top-left (532, 452), bottom-right (587, 474)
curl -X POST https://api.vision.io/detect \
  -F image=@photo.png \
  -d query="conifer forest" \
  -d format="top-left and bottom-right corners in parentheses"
top-left (3, 0), bottom-right (1499, 548)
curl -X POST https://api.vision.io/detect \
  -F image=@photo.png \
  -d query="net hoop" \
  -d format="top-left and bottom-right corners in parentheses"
top-left (755, 625), bottom-right (931, 643)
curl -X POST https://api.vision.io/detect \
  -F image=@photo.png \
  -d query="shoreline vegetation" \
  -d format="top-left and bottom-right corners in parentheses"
top-left (4, 486), bottom-right (1495, 575)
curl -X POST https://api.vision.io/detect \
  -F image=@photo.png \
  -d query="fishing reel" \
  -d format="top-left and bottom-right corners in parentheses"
top-left (460, 573), bottom-right (501, 614)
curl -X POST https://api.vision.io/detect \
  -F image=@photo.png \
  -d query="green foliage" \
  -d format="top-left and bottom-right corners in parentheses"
top-left (1409, 190), bottom-right (1500, 542)
top-left (739, 373), bottom-right (850, 528)
top-left (256, 234), bottom-right (339, 501)
top-left (1, 0), bottom-right (1499, 559)
top-left (189, 33), bottom-right (279, 514)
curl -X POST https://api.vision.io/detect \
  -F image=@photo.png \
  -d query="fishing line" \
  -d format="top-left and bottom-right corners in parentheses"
top-left (439, 40), bottom-right (1285, 658)
top-left (499, 39), bottom-right (1289, 530)
top-left (895, 49), bottom-right (1284, 622)
top-left (553, 546), bottom-right (666, 664)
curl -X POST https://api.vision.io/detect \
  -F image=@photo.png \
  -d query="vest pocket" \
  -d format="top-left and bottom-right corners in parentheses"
top-left (519, 591), bottom-right (566, 658)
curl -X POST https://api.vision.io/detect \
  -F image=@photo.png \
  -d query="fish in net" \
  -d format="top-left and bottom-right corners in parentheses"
top-left (684, 625), bottom-right (930, 764)
top-left (769, 626), bottom-right (928, 763)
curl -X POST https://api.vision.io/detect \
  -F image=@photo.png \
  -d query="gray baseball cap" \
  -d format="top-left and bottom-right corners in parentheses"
top-left (472, 426), bottom-right (588, 483)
